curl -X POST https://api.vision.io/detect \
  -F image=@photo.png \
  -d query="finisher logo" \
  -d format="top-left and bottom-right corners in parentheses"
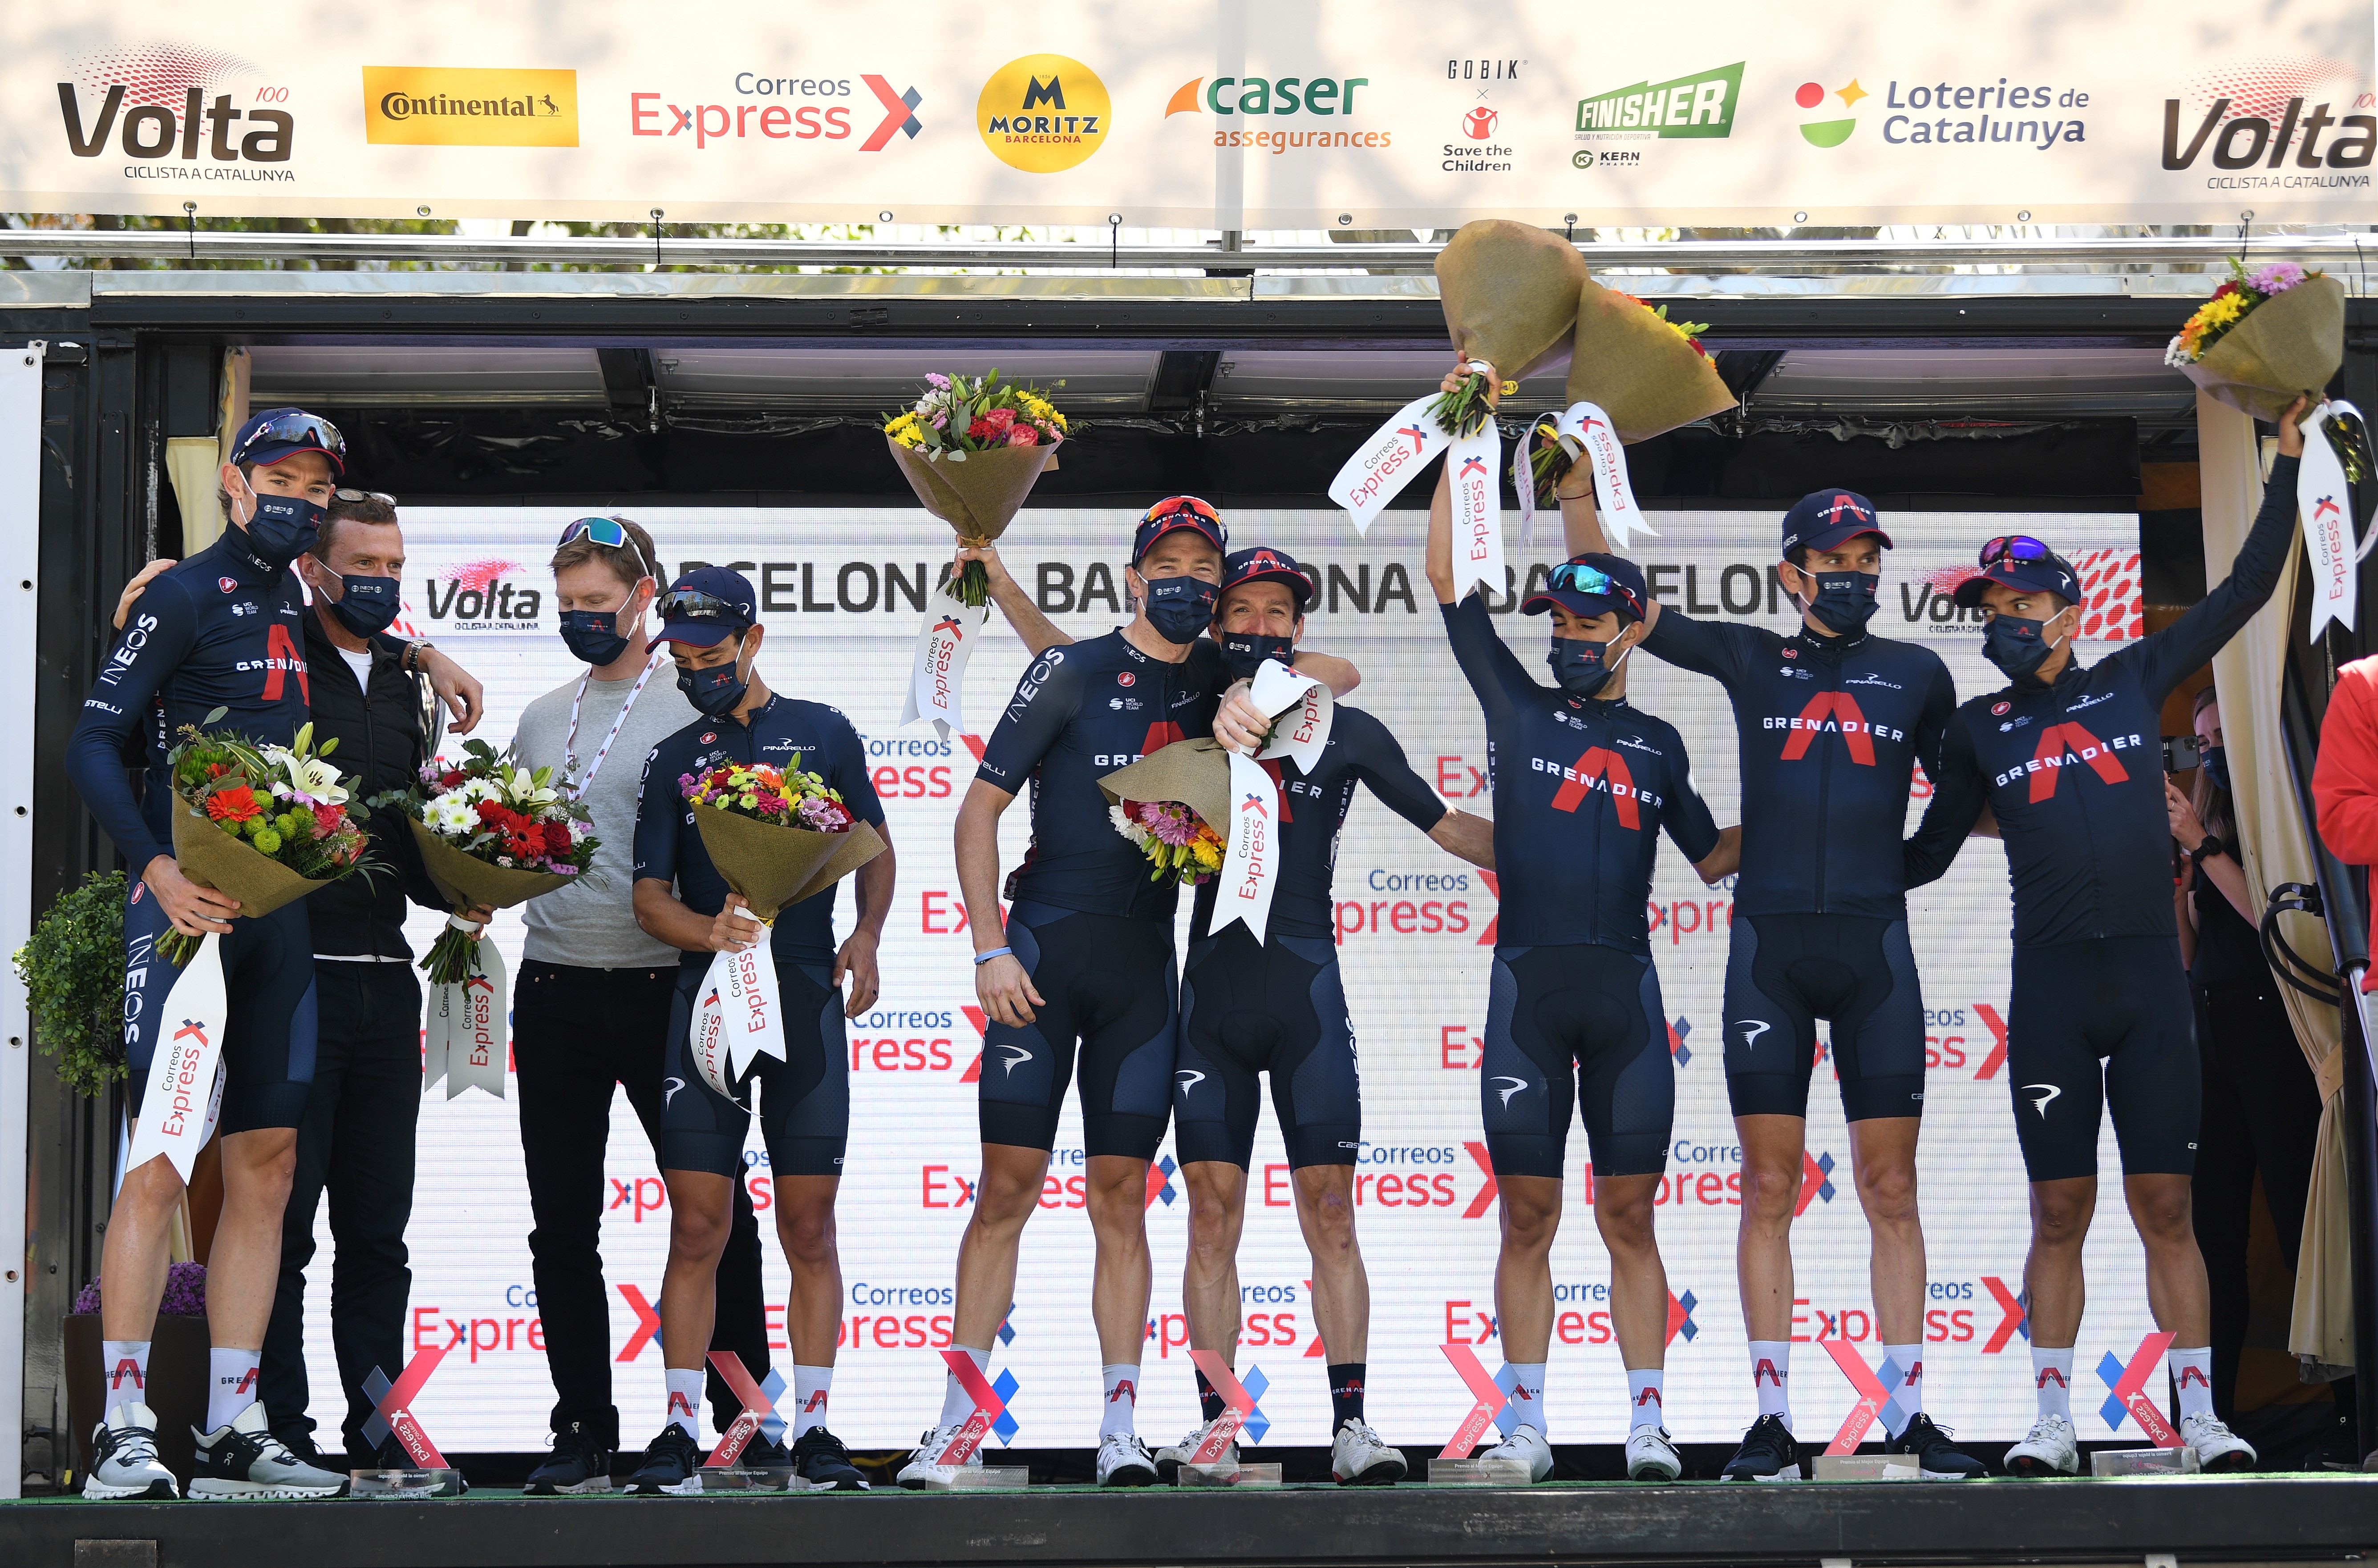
top-left (362, 67), bottom-right (578, 147)
top-left (1575, 62), bottom-right (1742, 137)
top-left (978, 55), bottom-right (1108, 172)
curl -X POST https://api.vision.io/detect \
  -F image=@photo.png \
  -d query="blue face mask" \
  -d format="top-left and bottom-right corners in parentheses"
top-left (1797, 567), bottom-right (1880, 635)
top-left (243, 490), bottom-right (324, 571)
top-left (559, 609), bottom-right (631, 666)
top-left (676, 645), bottom-right (750, 717)
top-left (325, 574), bottom-right (400, 637)
top-left (1984, 612), bottom-right (2064, 684)
top-left (1548, 636), bottom-right (1623, 698)
top-left (1219, 629), bottom-right (1294, 680)
top-left (1142, 575), bottom-right (1219, 644)
top-left (2202, 745), bottom-right (2231, 795)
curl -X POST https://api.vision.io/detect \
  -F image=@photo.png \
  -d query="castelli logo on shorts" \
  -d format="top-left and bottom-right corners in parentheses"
top-left (219, 577), bottom-right (239, 593)
top-left (1993, 701), bottom-right (2011, 715)
top-left (700, 732), bottom-right (716, 744)
top-left (1117, 671), bottom-right (1134, 687)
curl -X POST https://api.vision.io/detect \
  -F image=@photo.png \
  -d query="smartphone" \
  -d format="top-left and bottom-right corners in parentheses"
top-left (2163, 734), bottom-right (2204, 773)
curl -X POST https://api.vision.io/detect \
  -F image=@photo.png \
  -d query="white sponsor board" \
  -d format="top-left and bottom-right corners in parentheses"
top-left (0, 1), bottom-right (2369, 227)
top-left (296, 503), bottom-right (2162, 1453)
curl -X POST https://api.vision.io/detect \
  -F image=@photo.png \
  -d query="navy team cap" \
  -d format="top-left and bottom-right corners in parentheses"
top-left (1219, 546), bottom-right (1314, 612)
top-left (1953, 535), bottom-right (2082, 609)
top-left (1781, 489), bottom-right (1892, 556)
top-left (1522, 552), bottom-right (1650, 622)
top-left (654, 566), bottom-right (758, 648)
top-left (230, 407), bottom-right (346, 477)
top-left (1134, 496), bottom-right (1228, 563)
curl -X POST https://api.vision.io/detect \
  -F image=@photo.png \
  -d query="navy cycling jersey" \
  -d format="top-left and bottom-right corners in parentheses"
top-left (1442, 595), bottom-right (1720, 954)
top-left (1188, 704), bottom-right (1447, 942)
top-left (65, 530), bottom-right (314, 873)
top-left (633, 693), bottom-right (885, 965)
top-left (976, 631), bottom-right (1224, 922)
top-left (1908, 455), bottom-right (2297, 947)
top-left (1641, 603), bottom-right (1954, 920)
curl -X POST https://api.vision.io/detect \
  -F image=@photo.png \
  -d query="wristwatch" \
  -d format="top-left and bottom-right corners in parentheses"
top-left (403, 638), bottom-right (435, 674)
top-left (2189, 835), bottom-right (2227, 866)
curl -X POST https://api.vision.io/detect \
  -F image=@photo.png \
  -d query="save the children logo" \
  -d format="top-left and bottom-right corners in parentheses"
top-left (978, 54), bottom-right (1109, 172)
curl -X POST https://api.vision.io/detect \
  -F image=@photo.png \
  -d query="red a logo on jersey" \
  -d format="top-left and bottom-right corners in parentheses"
top-left (1753, 1359), bottom-right (1787, 1387)
top-left (2027, 721), bottom-right (2129, 804)
top-left (109, 1358), bottom-right (144, 1393)
top-left (1108, 1379), bottom-right (1136, 1404)
top-left (1257, 758), bottom-right (1295, 822)
top-left (1778, 691), bottom-right (1876, 765)
top-left (1549, 746), bottom-right (1641, 829)
top-left (263, 623), bottom-right (309, 703)
top-left (1142, 720), bottom-right (1184, 756)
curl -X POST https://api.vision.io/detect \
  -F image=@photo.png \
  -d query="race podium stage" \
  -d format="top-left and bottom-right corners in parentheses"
top-left (8, 1473), bottom-right (2377, 1568)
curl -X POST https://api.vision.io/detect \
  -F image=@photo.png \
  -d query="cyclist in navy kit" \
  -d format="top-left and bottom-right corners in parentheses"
top-left (1428, 463), bottom-right (1737, 1484)
top-left (1545, 419), bottom-right (1978, 1480)
top-left (66, 409), bottom-right (359, 1501)
top-left (1152, 546), bottom-right (1493, 1487)
top-left (623, 569), bottom-right (894, 1495)
top-left (1907, 397), bottom-right (2310, 1479)
top-left (901, 502), bottom-right (1354, 1488)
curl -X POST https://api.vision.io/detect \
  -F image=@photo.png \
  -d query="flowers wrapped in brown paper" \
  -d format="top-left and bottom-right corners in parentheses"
top-left (691, 809), bottom-right (887, 924)
top-left (2181, 274), bottom-right (2346, 422)
top-left (1429, 221), bottom-right (1590, 432)
top-left (1096, 738), bottom-right (1233, 829)
top-left (886, 442), bottom-right (1061, 556)
top-left (170, 800), bottom-right (349, 920)
top-left (1567, 279), bottom-right (1739, 442)
top-left (406, 819), bottom-right (577, 912)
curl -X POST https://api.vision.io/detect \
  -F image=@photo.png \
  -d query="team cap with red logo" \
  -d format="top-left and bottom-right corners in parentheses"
top-left (1781, 489), bottom-right (1892, 556)
top-left (1219, 546), bottom-right (1314, 612)
top-left (230, 406), bottom-right (347, 478)
top-left (1952, 535), bottom-right (2082, 608)
top-left (1133, 496), bottom-right (1228, 563)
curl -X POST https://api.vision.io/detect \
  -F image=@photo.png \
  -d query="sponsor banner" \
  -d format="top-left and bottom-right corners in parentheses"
top-left (2, 1), bottom-right (2368, 225)
top-left (300, 503), bottom-right (2163, 1453)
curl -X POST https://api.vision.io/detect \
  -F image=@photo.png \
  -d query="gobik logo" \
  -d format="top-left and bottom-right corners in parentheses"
top-left (59, 45), bottom-right (296, 167)
top-left (979, 54), bottom-right (1108, 172)
top-left (1795, 77), bottom-right (1867, 147)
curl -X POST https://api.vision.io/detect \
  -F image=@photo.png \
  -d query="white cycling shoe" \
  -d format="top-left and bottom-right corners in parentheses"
top-left (1329, 1419), bottom-right (1407, 1486)
top-left (1154, 1418), bottom-right (1239, 1479)
top-left (1476, 1422), bottom-right (1554, 1483)
top-left (2005, 1412), bottom-right (2079, 1477)
top-left (894, 1422), bottom-right (984, 1490)
top-left (2181, 1410), bottom-right (2257, 1472)
top-left (1625, 1425), bottom-right (1683, 1482)
top-left (1094, 1431), bottom-right (1159, 1487)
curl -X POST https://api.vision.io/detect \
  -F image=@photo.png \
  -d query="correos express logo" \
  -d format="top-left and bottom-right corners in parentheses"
top-left (1795, 77), bottom-right (1866, 146)
top-left (362, 67), bottom-right (578, 147)
top-left (978, 54), bottom-right (1108, 172)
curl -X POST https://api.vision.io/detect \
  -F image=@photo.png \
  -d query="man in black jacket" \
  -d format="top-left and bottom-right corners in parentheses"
top-left (257, 490), bottom-right (478, 1467)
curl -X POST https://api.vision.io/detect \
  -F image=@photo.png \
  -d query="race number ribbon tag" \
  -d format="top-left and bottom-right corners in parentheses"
top-left (1446, 414), bottom-right (1505, 603)
top-left (126, 933), bottom-right (230, 1186)
top-left (1329, 393), bottom-right (1451, 537)
top-left (703, 923), bottom-right (786, 1081)
top-left (1249, 657), bottom-right (1333, 772)
top-left (704, 1351), bottom-right (776, 1467)
top-left (937, 1349), bottom-right (1009, 1466)
top-left (2299, 399), bottom-right (2358, 638)
top-left (1187, 1350), bottom-right (1256, 1463)
top-left (901, 579), bottom-right (989, 741)
top-left (1819, 1339), bottom-right (1909, 1455)
top-left (2096, 1330), bottom-right (2181, 1446)
top-left (1560, 401), bottom-right (1655, 552)
top-left (1437, 1341), bottom-right (1509, 1460)
top-left (1215, 752), bottom-right (1283, 945)
top-left (361, 1347), bottom-right (449, 1467)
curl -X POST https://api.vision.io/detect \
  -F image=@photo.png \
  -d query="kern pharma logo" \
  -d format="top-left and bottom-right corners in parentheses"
top-left (1574, 63), bottom-right (1742, 138)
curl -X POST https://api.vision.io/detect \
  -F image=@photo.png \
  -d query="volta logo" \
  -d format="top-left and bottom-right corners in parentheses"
top-left (1576, 62), bottom-right (1742, 138)
top-left (362, 67), bottom-right (577, 147)
top-left (1164, 73), bottom-right (1372, 118)
top-left (424, 559), bottom-right (539, 627)
top-left (1463, 106), bottom-right (1498, 139)
top-left (2025, 721), bottom-right (2130, 803)
top-left (2160, 56), bottom-right (2375, 172)
top-left (58, 45), bottom-right (294, 166)
top-left (1778, 691), bottom-right (1878, 765)
top-left (1796, 77), bottom-right (1867, 148)
top-left (978, 54), bottom-right (1108, 172)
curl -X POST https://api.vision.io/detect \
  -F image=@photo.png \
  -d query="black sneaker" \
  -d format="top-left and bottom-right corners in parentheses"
top-left (1721, 1414), bottom-right (1801, 1482)
top-left (625, 1424), bottom-right (704, 1496)
top-left (743, 1434), bottom-right (792, 1469)
top-left (1885, 1413), bottom-right (1985, 1479)
top-left (793, 1426), bottom-right (870, 1491)
top-left (524, 1422), bottom-right (615, 1496)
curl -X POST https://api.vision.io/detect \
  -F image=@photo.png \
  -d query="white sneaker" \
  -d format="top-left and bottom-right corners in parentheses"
top-left (1330, 1419), bottom-right (1407, 1486)
top-left (2005, 1412), bottom-right (2079, 1477)
top-left (84, 1401), bottom-right (179, 1499)
top-left (894, 1422), bottom-right (984, 1490)
top-left (188, 1403), bottom-right (347, 1499)
top-left (1477, 1422), bottom-right (1555, 1483)
top-left (1625, 1425), bottom-right (1683, 1482)
top-left (1154, 1418), bottom-right (1238, 1479)
top-left (2181, 1410), bottom-right (2257, 1472)
top-left (1094, 1431), bottom-right (1158, 1487)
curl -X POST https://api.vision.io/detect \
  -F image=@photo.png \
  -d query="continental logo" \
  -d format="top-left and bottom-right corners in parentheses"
top-left (978, 54), bottom-right (1107, 172)
top-left (362, 67), bottom-right (578, 147)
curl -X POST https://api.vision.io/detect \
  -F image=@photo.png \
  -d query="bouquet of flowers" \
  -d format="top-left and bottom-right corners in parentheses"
top-left (160, 712), bottom-right (373, 963)
top-left (2167, 258), bottom-right (2346, 420)
top-left (1428, 220), bottom-right (1591, 436)
top-left (385, 739), bottom-right (597, 985)
top-left (1110, 799), bottom-right (1226, 887)
top-left (885, 370), bottom-right (1067, 607)
top-left (681, 757), bottom-right (885, 922)
top-left (1524, 281), bottom-right (1736, 510)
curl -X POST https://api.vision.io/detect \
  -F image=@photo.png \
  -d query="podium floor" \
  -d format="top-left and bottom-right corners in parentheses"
top-left (8, 1473), bottom-right (2378, 1568)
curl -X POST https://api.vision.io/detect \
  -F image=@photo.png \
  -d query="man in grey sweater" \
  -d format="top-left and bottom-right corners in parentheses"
top-left (510, 517), bottom-right (773, 1493)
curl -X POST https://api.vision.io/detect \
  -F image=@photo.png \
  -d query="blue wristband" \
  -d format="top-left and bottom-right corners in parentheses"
top-left (974, 946), bottom-right (1013, 965)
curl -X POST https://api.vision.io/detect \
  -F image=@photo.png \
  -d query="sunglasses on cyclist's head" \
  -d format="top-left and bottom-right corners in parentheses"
top-left (559, 517), bottom-right (653, 583)
top-left (232, 410), bottom-right (347, 466)
top-left (332, 488), bottom-right (396, 506)
top-left (1548, 560), bottom-right (1644, 614)
top-left (1979, 535), bottom-right (2053, 568)
top-left (656, 587), bottom-right (746, 623)
top-left (1142, 495), bottom-right (1223, 526)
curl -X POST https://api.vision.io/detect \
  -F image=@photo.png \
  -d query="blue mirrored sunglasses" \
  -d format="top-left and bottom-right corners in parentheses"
top-left (232, 410), bottom-right (346, 465)
top-left (559, 517), bottom-right (652, 580)
top-left (1549, 561), bottom-right (1618, 596)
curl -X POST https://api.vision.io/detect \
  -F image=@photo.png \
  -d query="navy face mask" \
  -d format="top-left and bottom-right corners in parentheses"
top-left (1797, 567), bottom-right (1881, 634)
top-left (2202, 745), bottom-right (2231, 795)
top-left (1548, 636), bottom-right (1623, 698)
top-left (676, 646), bottom-right (750, 717)
top-left (1219, 629), bottom-right (1295, 680)
top-left (1983, 612), bottom-right (2065, 684)
top-left (242, 490), bottom-right (325, 571)
top-left (1142, 575), bottom-right (1219, 645)
top-left (560, 609), bottom-right (632, 666)
top-left (324, 574), bottom-right (400, 637)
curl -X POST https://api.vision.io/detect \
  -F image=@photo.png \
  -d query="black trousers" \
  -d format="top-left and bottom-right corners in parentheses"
top-left (514, 959), bottom-right (769, 1448)
top-left (261, 962), bottom-right (422, 1461)
top-left (2192, 978), bottom-right (2324, 1421)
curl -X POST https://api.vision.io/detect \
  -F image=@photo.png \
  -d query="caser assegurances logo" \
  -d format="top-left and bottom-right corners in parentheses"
top-left (57, 45), bottom-right (294, 174)
top-left (362, 66), bottom-right (579, 147)
top-left (978, 53), bottom-right (1108, 172)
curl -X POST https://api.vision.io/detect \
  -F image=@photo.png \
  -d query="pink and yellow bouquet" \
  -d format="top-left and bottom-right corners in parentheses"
top-left (2167, 258), bottom-right (2346, 420)
top-left (884, 370), bottom-right (1068, 607)
top-left (680, 758), bottom-right (884, 922)
top-left (1109, 799), bottom-right (1226, 887)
